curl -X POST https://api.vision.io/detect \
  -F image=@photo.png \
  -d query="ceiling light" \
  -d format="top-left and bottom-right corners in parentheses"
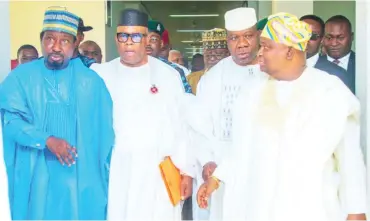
top-left (177, 29), bottom-right (207, 33)
top-left (170, 14), bottom-right (219, 18)
top-left (181, 40), bottom-right (203, 43)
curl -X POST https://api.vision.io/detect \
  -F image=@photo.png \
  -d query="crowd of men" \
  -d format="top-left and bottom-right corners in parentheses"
top-left (0, 4), bottom-right (367, 221)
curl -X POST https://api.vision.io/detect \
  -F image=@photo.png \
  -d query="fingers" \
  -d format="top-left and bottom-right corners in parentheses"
top-left (69, 146), bottom-right (78, 158)
top-left (197, 185), bottom-right (209, 209)
top-left (60, 143), bottom-right (77, 166)
top-left (56, 154), bottom-right (64, 166)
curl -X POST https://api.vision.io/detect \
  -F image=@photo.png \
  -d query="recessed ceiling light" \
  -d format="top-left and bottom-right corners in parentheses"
top-left (181, 40), bottom-right (203, 43)
top-left (177, 29), bottom-right (207, 33)
top-left (170, 14), bottom-right (219, 18)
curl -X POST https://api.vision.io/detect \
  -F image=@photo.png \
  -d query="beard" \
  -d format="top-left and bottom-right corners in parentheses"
top-left (45, 53), bottom-right (65, 69)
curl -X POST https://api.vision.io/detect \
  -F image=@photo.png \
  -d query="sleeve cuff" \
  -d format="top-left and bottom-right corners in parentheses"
top-left (16, 130), bottom-right (51, 150)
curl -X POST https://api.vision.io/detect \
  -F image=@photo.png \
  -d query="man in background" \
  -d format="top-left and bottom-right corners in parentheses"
top-left (146, 20), bottom-right (192, 93)
top-left (322, 15), bottom-right (355, 92)
top-left (79, 40), bottom-right (103, 63)
top-left (169, 49), bottom-right (190, 75)
top-left (300, 15), bottom-right (353, 93)
top-left (17, 44), bottom-right (39, 65)
top-left (159, 29), bottom-right (171, 59)
top-left (73, 18), bottom-right (96, 67)
top-left (187, 28), bottom-right (229, 94)
top-left (191, 53), bottom-right (205, 73)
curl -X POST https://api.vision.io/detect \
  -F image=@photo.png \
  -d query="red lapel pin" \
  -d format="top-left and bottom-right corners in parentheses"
top-left (150, 84), bottom-right (158, 94)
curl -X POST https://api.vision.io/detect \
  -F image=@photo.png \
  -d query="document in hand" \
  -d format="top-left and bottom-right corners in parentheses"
top-left (159, 156), bottom-right (181, 206)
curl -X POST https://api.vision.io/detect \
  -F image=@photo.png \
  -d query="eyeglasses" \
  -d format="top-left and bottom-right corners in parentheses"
top-left (310, 33), bottom-right (321, 41)
top-left (117, 33), bottom-right (147, 43)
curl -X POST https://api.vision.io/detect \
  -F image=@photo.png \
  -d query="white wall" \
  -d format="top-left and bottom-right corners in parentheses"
top-left (355, 0), bottom-right (370, 216)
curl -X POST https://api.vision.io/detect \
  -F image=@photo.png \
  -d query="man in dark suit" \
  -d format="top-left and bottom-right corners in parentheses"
top-left (322, 15), bottom-right (355, 93)
top-left (300, 15), bottom-right (354, 94)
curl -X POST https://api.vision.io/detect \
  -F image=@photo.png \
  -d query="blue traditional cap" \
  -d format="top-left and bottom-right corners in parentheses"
top-left (42, 6), bottom-right (80, 37)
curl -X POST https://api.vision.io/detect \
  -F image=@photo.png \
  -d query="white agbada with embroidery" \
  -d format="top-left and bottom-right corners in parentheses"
top-left (0, 125), bottom-right (11, 221)
top-left (91, 56), bottom-right (194, 221)
top-left (213, 67), bottom-right (367, 221)
top-left (194, 56), bottom-right (266, 220)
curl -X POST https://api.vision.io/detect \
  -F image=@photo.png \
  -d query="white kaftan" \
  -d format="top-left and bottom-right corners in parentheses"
top-left (213, 67), bottom-right (367, 221)
top-left (0, 125), bottom-right (11, 221)
top-left (91, 57), bottom-right (194, 221)
top-left (194, 56), bottom-right (266, 220)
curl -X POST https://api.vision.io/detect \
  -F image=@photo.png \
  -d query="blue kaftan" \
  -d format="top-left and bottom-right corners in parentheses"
top-left (0, 58), bottom-right (114, 220)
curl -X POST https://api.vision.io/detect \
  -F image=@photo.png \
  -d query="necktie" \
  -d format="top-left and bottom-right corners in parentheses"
top-left (332, 59), bottom-right (340, 65)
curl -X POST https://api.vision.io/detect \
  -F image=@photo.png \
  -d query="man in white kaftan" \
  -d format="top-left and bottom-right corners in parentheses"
top-left (91, 9), bottom-right (194, 221)
top-left (197, 12), bottom-right (367, 221)
top-left (0, 125), bottom-right (11, 221)
top-left (195, 7), bottom-right (265, 220)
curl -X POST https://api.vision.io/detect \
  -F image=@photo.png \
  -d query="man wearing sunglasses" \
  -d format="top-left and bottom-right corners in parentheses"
top-left (91, 9), bottom-right (194, 221)
top-left (300, 15), bottom-right (353, 93)
top-left (146, 20), bottom-right (192, 93)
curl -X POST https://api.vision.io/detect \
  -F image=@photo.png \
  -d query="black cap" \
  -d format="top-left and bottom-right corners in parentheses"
top-left (118, 8), bottom-right (148, 27)
top-left (78, 18), bottom-right (93, 32)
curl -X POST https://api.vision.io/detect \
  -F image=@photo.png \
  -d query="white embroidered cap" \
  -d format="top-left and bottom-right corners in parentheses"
top-left (224, 7), bottom-right (257, 31)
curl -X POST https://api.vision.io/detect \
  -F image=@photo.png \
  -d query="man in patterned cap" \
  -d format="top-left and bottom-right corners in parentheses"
top-left (146, 20), bottom-right (192, 93)
top-left (187, 28), bottom-right (229, 94)
top-left (90, 9), bottom-right (194, 221)
top-left (0, 6), bottom-right (114, 220)
top-left (197, 12), bottom-right (366, 221)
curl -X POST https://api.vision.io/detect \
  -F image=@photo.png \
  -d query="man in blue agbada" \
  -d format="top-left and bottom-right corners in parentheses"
top-left (0, 6), bottom-right (114, 220)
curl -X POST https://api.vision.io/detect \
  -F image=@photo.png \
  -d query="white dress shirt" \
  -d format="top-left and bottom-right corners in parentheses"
top-left (306, 53), bottom-right (320, 67)
top-left (327, 52), bottom-right (351, 71)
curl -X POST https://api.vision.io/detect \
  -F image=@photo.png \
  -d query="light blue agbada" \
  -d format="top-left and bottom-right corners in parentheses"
top-left (0, 58), bottom-right (114, 220)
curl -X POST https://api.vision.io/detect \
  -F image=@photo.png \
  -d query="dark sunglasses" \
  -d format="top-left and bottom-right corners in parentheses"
top-left (310, 33), bottom-right (321, 41)
top-left (117, 33), bottom-right (147, 43)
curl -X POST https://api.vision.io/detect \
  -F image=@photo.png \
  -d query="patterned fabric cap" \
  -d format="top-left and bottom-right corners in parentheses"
top-left (42, 6), bottom-right (80, 37)
top-left (261, 12), bottom-right (312, 51)
top-left (202, 28), bottom-right (227, 50)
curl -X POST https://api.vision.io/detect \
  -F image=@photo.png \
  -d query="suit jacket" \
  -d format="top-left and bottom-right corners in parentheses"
top-left (320, 51), bottom-right (356, 94)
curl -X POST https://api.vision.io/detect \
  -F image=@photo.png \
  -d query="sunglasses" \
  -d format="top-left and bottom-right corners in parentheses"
top-left (117, 33), bottom-right (147, 43)
top-left (310, 33), bottom-right (321, 41)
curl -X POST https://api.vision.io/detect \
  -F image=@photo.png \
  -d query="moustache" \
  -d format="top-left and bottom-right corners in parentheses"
top-left (145, 46), bottom-right (153, 51)
top-left (48, 53), bottom-right (64, 58)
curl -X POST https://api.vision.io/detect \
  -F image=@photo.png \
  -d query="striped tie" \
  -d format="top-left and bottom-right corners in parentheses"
top-left (332, 59), bottom-right (340, 65)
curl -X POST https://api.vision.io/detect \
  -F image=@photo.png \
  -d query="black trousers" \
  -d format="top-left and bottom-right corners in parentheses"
top-left (181, 197), bottom-right (193, 220)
